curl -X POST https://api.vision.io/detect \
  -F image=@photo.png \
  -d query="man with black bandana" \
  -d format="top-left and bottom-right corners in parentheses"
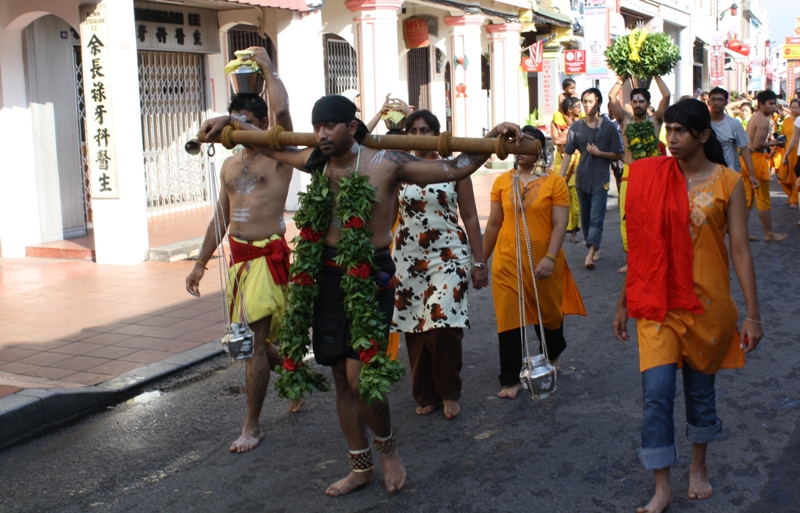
top-left (202, 95), bottom-right (526, 496)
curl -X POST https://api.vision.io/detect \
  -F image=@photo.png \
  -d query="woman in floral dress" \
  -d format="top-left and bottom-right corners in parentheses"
top-left (392, 110), bottom-right (488, 419)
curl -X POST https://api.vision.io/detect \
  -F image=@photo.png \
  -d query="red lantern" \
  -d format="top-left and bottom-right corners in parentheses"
top-left (737, 45), bottom-right (750, 56)
top-left (730, 6), bottom-right (737, 15)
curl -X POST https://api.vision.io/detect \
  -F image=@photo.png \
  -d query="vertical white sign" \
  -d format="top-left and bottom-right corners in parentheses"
top-left (80, 4), bottom-right (119, 199)
top-left (585, 6), bottom-right (609, 79)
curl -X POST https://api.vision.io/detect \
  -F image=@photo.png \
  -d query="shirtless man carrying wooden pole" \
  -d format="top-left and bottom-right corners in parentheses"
top-left (201, 95), bottom-right (525, 496)
top-left (185, 47), bottom-right (301, 453)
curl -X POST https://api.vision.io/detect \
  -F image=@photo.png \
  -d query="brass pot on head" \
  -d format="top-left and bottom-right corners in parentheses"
top-left (185, 138), bottom-right (202, 155)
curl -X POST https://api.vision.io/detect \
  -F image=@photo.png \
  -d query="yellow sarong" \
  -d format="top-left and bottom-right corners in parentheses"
top-left (227, 235), bottom-right (288, 343)
top-left (620, 163), bottom-right (630, 252)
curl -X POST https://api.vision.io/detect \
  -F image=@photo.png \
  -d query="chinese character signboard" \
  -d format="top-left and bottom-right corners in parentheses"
top-left (584, 7), bottom-right (609, 78)
top-left (80, 5), bottom-right (118, 199)
top-left (403, 17), bottom-right (430, 49)
top-left (710, 45), bottom-right (725, 86)
top-left (564, 49), bottom-right (586, 74)
top-left (783, 45), bottom-right (800, 60)
top-left (133, 0), bottom-right (219, 53)
top-left (788, 61), bottom-right (796, 98)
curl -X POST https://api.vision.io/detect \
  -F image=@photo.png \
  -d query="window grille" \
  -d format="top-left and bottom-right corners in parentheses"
top-left (407, 47), bottom-right (431, 111)
top-left (73, 45), bottom-right (92, 227)
top-left (324, 35), bottom-right (359, 95)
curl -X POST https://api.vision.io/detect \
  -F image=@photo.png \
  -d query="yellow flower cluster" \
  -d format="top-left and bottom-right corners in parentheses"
top-left (628, 28), bottom-right (649, 62)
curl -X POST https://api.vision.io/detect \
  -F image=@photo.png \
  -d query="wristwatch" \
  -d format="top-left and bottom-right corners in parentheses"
top-left (474, 262), bottom-right (486, 269)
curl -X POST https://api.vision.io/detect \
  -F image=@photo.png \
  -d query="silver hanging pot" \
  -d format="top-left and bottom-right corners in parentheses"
top-left (222, 322), bottom-right (255, 361)
top-left (229, 66), bottom-right (265, 95)
top-left (520, 354), bottom-right (557, 399)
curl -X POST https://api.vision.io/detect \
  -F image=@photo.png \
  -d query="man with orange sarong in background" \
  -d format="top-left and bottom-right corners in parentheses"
top-left (745, 90), bottom-right (787, 241)
top-left (613, 99), bottom-right (763, 513)
top-left (185, 48), bottom-right (301, 454)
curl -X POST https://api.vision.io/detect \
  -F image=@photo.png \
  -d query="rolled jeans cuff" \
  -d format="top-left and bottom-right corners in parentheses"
top-left (686, 419), bottom-right (722, 445)
top-left (637, 445), bottom-right (678, 470)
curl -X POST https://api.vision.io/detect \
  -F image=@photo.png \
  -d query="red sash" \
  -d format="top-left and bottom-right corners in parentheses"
top-left (228, 236), bottom-right (290, 286)
top-left (626, 156), bottom-right (703, 322)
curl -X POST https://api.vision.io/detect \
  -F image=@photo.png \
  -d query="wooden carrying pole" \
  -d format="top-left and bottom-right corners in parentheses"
top-left (196, 125), bottom-right (541, 160)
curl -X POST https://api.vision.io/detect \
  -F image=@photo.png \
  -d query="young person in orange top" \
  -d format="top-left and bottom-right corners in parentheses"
top-left (778, 98), bottom-right (800, 208)
top-left (613, 99), bottom-right (763, 513)
top-left (185, 48), bottom-right (302, 454)
top-left (745, 90), bottom-right (787, 241)
top-left (551, 96), bottom-right (583, 243)
top-left (484, 126), bottom-right (586, 399)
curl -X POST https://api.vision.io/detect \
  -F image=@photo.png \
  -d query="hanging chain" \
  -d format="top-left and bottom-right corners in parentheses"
top-left (511, 175), bottom-right (553, 380)
top-left (207, 144), bottom-right (249, 331)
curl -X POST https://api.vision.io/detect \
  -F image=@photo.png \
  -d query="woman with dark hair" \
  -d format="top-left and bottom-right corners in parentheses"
top-left (391, 110), bottom-right (487, 419)
top-left (613, 99), bottom-right (762, 513)
top-left (484, 126), bottom-right (586, 399)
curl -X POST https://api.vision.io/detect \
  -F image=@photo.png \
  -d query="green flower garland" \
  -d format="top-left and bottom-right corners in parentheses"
top-left (274, 168), bottom-right (405, 404)
top-left (625, 120), bottom-right (660, 161)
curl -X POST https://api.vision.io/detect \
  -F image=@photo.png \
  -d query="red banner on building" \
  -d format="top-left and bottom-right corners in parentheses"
top-left (525, 40), bottom-right (544, 73)
top-left (564, 49), bottom-right (586, 74)
top-left (403, 17), bottom-right (429, 49)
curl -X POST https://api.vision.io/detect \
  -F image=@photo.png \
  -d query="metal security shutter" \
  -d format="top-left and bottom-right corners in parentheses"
top-left (73, 45), bottom-right (92, 228)
top-left (324, 35), bottom-right (358, 95)
top-left (407, 47), bottom-right (431, 111)
top-left (138, 51), bottom-right (209, 216)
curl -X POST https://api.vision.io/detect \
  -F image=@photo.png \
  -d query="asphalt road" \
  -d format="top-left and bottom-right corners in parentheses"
top-left (2, 198), bottom-right (799, 513)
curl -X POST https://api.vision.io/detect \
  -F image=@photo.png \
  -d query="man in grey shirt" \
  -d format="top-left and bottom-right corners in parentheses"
top-left (561, 88), bottom-right (624, 269)
top-left (708, 87), bottom-right (757, 187)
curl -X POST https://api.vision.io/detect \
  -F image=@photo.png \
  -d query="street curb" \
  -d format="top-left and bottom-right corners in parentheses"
top-left (0, 341), bottom-right (223, 450)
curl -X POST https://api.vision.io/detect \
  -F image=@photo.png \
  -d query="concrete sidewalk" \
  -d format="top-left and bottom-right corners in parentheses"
top-left (0, 170), bottom-right (511, 448)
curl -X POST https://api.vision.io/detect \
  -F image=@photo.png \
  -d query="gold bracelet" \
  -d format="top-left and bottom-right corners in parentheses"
top-left (545, 253), bottom-right (556, 262)
top-left (233, 122), bottom-right (240, 130)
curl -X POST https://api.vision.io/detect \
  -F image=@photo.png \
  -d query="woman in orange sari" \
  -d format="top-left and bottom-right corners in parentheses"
top-left (484, 126), bottom-right (586, 399)
top-left (613, 99), bottom-right (763, 513)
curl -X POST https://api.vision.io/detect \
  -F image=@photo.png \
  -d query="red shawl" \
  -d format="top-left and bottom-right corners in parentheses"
top-left (625, 156), bottom-right (703, 322)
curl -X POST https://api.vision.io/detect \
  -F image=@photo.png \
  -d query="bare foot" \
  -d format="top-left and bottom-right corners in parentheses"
top-left (289, 398), bottom-right (305, 413)
top-left (570, 233), bottom-right (580, 243)
top-left (415, 403), bottom-right (441, 415)
top-left (765, 232), bottom-right (788, 241)
top-left (749, 234), bottom-right (759, 241)
top-left (688, 461), bottom-right (713, 500)
top-left (229, 428), bottom-right (264, 453)
top-left (497, 383), bottom-right (523, 399)
top-left (585, 252), bottom-right (595, 270)
top-left (380, 451), bottom-right (407, 493)
top-left (325, 470), bottom-right (375, 497)
top-left (790, 203), bottom-right (798, 209)
top-left (443, 400), bottom-right (460, 419)
top-left (617, 264), bottom-right (628, 274)
top-left (592, 249), bottom-right (601, 262)
top-left (637, 489), bottom-right (673, 513)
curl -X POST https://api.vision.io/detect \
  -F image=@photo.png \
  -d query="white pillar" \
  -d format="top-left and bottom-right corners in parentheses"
top-left (677, 26), bottom-right (694, 97)
top-left (276, 9), bottom-right (326, 210)
top-left (88, 0), bottom-right (149, 265)
top-left (486, 23), bottom-right (522, 127)
top-left (444, 15), bottom-right (485, 138)
top-left (346, 0), bottom-right (403, 124)
top-left (0, 24), bottom-right (41, 257)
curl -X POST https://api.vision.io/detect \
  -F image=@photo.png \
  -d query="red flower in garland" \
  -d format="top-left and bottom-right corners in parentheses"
top-left (348, 263), bottom-right (371, 280)
top-left (359, 339), bottom-right (381, 364)
top-left (292, 272), bottom-right (315, 286)
top-left (344, 216), bottom-right (364, 229)
top-left (299, 226), bottom-right (322, 243)
top-left (283, 358), bottom-right (298, 371)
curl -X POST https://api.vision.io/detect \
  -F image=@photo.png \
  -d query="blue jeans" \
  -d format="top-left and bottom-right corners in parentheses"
top-left (577, 188), bottom-right (607, 250)
top-left (638, 363), bottom-right (722, 470)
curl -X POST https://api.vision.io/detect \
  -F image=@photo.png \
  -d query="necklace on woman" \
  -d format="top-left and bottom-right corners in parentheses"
top-left (241, 151), bottom-right (258, 174)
